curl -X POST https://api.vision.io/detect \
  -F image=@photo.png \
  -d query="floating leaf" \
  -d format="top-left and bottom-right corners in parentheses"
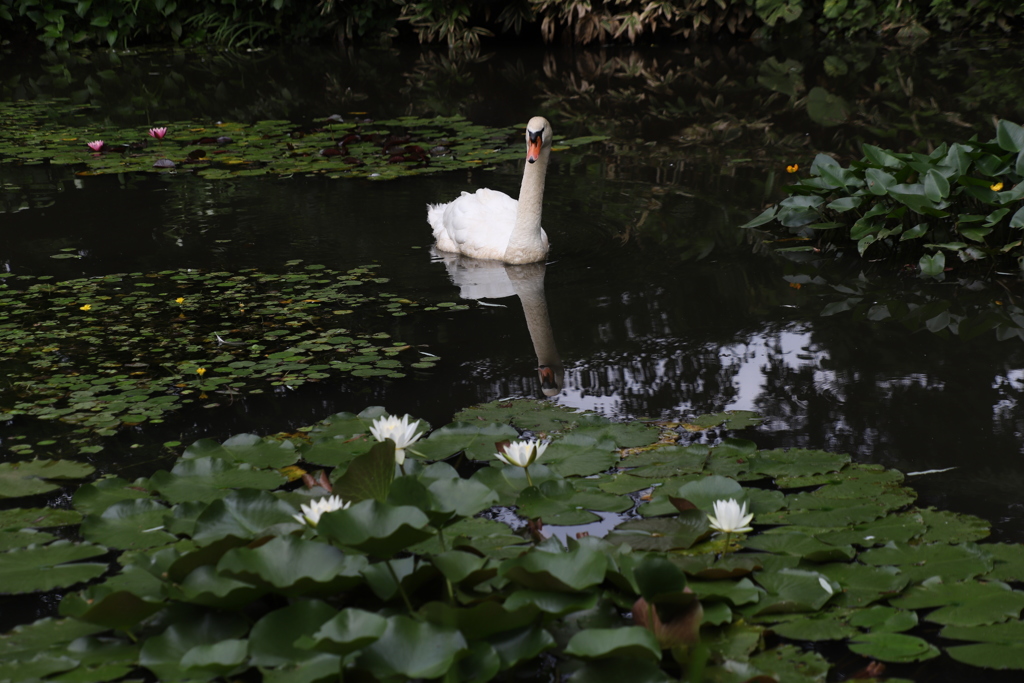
top-left (217, 535), bottom-right (367, 596)
top-left (0, 459), bottom-right (95, 499)
top-left (0, 541), bottom-right (106, 594)
top-left (354, 615), bottom-right (468, 679)
top-left (848, 632), bottom-right (940, 663)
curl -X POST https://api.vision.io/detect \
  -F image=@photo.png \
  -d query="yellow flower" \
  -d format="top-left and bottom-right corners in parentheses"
top-left (991, 182), bottom-right (1004, 192)
top-left (79, 304), bottom-right (91, 311)
top-left (197, 367), bottom-right (207, 376)
top-left (786, 164), bottom-right (799, 173)
top-left (175, 297), bottom-right (185, 304)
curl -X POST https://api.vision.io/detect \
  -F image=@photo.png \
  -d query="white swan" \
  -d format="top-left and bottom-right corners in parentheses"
top-left (428, 116), bottom-right (553, 264)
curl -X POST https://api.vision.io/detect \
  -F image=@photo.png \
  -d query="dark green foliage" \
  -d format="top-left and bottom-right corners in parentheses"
top-left (1, 0), bottom-right (1022, 50)
top-left (744, 121), bottom-right (1024, 276)
top-left (3, 401), bottom-right (1024, 679)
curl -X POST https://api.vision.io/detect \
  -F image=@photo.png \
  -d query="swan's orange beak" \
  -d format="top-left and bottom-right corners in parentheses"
top-left (526, 130), bottom-right (544, 164)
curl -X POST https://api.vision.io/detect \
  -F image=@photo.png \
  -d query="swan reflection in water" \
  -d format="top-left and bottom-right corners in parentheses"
top-left (432, 249), bottom-right (563, 396)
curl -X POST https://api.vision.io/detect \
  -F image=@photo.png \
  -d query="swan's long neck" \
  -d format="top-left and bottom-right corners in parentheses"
top-left (503, 147), bottom-right (550, 264)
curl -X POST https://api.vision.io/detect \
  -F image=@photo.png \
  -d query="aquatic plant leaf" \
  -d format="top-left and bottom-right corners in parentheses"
top-left (749, 449), bottom-right (850, 478)
top-left (848, 606), bottom-right (918, 633)
top-left (0, 459), bottom-right (95, 499)
top-left (860, 542), bottom-right (993, 583)
top-left (60, 587), bottom-right (165, 631)
top-left (766, 613), bottom-right (857, 641)
top-left (0, 508), bottom-right (81, 531)
top-left (73, 476), bottom-right (151, 516)
top-left (570, 422), bottom-right (659, 449)
top-left (182, 434), bottom-right (299, 468)
top-left (190, 489), bottom-right (299, 545)
top-left (743, 532), bottom-right (854, 562)
top-left (419, 600), bottom-right (539, 641)
top-left (217, 535), bottom-right (367, 595)
top-left (516, 479), bottom-right (596, 525)
top-left (564, 626), bottom-right (661, 661)
top-left (918, 507), bottom-right (990, 543)
top-left (79, 498), bottom-right (177, 549)
top-left (172, 565), bottom-right (266, 608)
top-left (500, 540), bottom-right (608, 592)
top-left (354, 615), bottom-right (468, 679)
top-left (748, 643), bottom-right (832, 680)
top-left (418, 464), bottom-right (499, 518)
top-left (139, 611), bottom-right (249, 681)
top-left (620, 444), bottom-right (708, 477)
top-left (848, 632), bottom-right (940, 663)
top-left (148, 456), bottom-right (286, 503)
top-left (0, 541), bottom-right (106, 595)
top-left (753, 568), bottom-right (837, 614)
top-left (984, 543), bottom-right (1024, 582)
top-left (248, 599), bottom-right (338, 667)
top-left (179, 638), bottom-right (247, 676)
top-left (633, 555), bottom-right (688, 603)
top-left (688, 412), bottom-right (764, 430)
top-left (606, 512), bottom-right (710, 552)
top-left (688, 578), bottom-right (762, 607)
top-left (672, 475), bottom-right (747, 512)
top-left (941, 620), bottom-right (1024, 644)
top-left (330, 440), bottom-right (395, 504)
top-left (889, 581), bottom-right (1024, 626)
top-left (813, 563), bottom-right (909, 608)
top-left (488, 625), bottom-right (556, 668)
top-left (315, 499), bottom-right (432, 558)
top-left (503, 589), bottom-right (600, 616)
top-left (815, 511), bottom-right (927, 547)
top-left (454, 399), bottom-right (593, 432)
top-left (428, 550), bottom-right (488, 585)
top-left (0, 618), bottom-right (106, 662)
top-left (305, 407), bottom-right (390, 440)
top-left (470, 462), bottom-right (560, 506)
top-left (0, 530), bottom-right (56, 552)
top-left (758, 499), bottom-right (889, 527)
top-left (413, 422), bottom-right (519, 461)
top-left (294, 608), bottom-right (387, 656)
top-left (0, 654), bottom-right (79, 680)
top-left (301, 434), bottom-right (374, 468)
top-left (946, 641), bottom-right (1024, 670)
top-left (542, 435), bottom-right (619, 477)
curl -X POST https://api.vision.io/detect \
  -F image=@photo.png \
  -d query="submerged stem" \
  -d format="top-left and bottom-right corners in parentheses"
top-left (385, 559), bottom-right (416, 615)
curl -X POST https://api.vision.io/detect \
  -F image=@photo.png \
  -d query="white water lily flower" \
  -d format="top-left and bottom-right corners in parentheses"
top-left (293, 495), bottom-right (350, 527)
top-left (494, 439), bottom-right (548, 468)
top-left (370, 414), bottom-right (425, 465)
top-left (707, 498), bottom-right (754, 534)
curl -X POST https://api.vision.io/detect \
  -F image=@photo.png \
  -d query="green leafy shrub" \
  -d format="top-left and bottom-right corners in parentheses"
top-left (743, 119), bottom-right (1024, 276)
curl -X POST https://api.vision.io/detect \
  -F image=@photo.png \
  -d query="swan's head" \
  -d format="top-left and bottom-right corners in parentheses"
top-left (525, 116), bottom-right (552, 164)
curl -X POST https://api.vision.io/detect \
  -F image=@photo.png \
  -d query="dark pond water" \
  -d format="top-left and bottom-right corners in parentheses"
top-left (4, 41), bottom-right (1024, 675)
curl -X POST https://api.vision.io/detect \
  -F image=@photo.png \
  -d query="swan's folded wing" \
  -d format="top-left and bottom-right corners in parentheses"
top-left (443, 188), bottom-right (518, 250)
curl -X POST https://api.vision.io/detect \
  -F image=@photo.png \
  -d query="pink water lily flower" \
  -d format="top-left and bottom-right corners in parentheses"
top-left (148, 127), bottom-right (167, 139)
top-left (87, 140), bottom-right (104, 152)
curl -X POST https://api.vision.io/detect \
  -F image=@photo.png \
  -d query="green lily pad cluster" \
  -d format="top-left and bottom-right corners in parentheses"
top-left (0, 101), bottom-right (606, 180)
top-left (744, 119), bottom-right (1024, 274)
top-left (0, 263), bottom-right (455, 436)
top-left (3, 400), bottom-right (1024, 681)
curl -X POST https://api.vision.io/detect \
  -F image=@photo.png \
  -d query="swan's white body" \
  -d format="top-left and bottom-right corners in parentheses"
top-left (428, 116), bottom-right (552, 264)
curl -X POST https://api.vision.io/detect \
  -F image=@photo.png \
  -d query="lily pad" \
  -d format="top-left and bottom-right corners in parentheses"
top-left (0, 459), bottom-right (95, 499)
